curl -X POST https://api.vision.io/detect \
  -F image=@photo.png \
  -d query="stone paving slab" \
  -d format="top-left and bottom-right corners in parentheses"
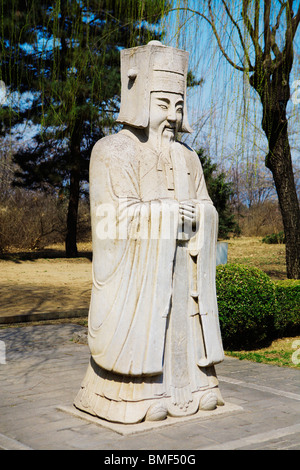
top-left (57, 402), bottom-right (243, 436)
top-left (0, 324), bottom-right (300, 451)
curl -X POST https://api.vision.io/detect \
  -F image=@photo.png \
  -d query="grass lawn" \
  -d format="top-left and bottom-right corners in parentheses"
top-left (226, 337), bottom-right (300, 369)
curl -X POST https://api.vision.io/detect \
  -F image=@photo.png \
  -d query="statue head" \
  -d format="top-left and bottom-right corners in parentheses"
top-left (116, 41), bottom-right (192, 134)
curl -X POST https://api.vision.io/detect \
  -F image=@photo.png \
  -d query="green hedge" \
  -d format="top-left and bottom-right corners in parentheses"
top-left (216, 264), bottom-right (300, 350)
top-left (273, 280), bottom-right (300, 336)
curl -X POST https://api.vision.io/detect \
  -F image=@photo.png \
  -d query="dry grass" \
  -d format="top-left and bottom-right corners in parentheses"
top-left (3, 237), bottom-right (287, 279)
top-left (227, 236), bottom-right (287, 280)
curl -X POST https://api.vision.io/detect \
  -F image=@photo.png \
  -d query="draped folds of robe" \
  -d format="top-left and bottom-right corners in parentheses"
top-left (74, 129), bottom-right (224, 422)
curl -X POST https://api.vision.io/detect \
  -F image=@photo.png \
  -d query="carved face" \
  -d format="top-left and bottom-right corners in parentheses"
top-left (147, 92), bottom-right (184, 147)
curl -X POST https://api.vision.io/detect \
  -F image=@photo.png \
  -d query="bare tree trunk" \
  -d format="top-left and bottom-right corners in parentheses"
top-left (265, 127), bottom-right (300, 279)
top-left (65, 165), bottom-right (80, 257)
top-left (65, 124), bottom-right (81, 258)
top-left (257, 69), bottom-right (300, 278)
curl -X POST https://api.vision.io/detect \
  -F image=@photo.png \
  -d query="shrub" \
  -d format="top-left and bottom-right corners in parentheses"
top-left (216, 264), bottom-right (276, 350)
top-left (274, 280), bottom-right (300, 337)
top-left (0, 189), bottom-right (65, 252)
top-left (0, 188), bottom-right (91, 253)
top-left (197, 149), bottom-right (240, 239)
top-left (262, 231), bottom-right (285, 244)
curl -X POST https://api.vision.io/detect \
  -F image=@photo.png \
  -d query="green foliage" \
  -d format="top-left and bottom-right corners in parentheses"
top-left (197, 149), bottom-right (240, 239)
top-left (0, 0), bottom-right (168, 255)
top-left (216, 264), bottom-right (300, 350)
top-left (273, 280), bottom-right (300, 336)
top-left (216, 264), bottom-right (275, 349)
top-left (262, 231), bottom-right (286, 244)
top-left (1, 0), bottom-right (167, 190)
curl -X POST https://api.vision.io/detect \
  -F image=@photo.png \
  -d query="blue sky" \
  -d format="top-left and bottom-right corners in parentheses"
top-left (162, 1), bottom-right (300, 175)
top-left (2, 0), bottom-right (299, 181)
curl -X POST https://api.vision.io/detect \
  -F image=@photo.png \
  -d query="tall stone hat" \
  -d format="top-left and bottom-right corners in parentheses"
top-left (116, 41), bottom-right (193, 133)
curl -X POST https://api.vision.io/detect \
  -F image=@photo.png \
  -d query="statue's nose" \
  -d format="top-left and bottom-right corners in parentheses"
top-left (167, 106), bottom-right (177, 122)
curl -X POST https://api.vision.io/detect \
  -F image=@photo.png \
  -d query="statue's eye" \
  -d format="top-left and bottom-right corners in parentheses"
top-left (177, 107), bottom-right (183, 113)
top-left (159, 104), bottom-right (168, 110)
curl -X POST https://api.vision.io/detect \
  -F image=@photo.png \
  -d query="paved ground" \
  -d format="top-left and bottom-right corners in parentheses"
top-left (0, 323), bottom-right (299, 451)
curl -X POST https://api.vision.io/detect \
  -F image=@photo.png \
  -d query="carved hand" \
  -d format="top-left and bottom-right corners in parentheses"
top-left (178, 201), bottom-right (199, 236)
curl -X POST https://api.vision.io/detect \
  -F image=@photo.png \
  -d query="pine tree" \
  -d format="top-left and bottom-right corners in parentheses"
top-left (197, 149), bottom-right (240, 239)
top-left (0, 0), bottom-right (167, 256)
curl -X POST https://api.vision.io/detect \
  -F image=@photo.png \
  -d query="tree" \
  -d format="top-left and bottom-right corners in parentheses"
top-left (170, 1), bottom-right (300, 278)
top-left (197, 148), bottom-right (240, 238)
top-left (0, 0), bottom-right (168, 256)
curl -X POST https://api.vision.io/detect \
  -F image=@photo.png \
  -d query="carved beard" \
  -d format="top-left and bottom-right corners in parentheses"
top-left (158, 122), bottom-right (177, 152)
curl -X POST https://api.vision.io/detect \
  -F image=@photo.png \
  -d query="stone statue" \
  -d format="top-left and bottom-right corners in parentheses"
top-left (74, 41), bottom-right (225, 424)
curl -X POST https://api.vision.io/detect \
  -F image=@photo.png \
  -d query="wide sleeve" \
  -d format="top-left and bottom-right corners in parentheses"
top-left (186, 146), bottom-right (224, 366)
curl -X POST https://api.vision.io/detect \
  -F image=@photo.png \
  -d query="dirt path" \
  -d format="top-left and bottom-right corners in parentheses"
top-left (0, 257), bottom-right (92, 320)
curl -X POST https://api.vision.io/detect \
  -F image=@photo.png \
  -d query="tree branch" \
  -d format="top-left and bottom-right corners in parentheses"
top-left (263, 0), bottom-right (271, 58)
top-left (221, 0), bottom-right (254, 70)
top-left (254, 0), bottom-right (260, 47)
top-left (169, 1), bottom-right (300, 78)
top-left (270, 1), bottom-right (286, 58)
top-left (292, 1), bottom-right (300, 37)
top-left (285, 0), bottom-right (294, 53)
top-left (168, 4), bottom-right (249, 72)
top-left (166, 7), bottom-right (214, 29)
top-left (207, 0), bottom-right (247, 71)
top-left (241, 0), bottom-right (263, 61)
top-left (279, 0), bottom-right (299, 74)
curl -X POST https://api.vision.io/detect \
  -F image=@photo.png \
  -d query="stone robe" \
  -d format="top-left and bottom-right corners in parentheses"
top-left (74, 128), bottom-right (224, 423)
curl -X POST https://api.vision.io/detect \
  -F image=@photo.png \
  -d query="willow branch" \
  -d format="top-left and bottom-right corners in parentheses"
top-left (241, 0), bottom-right (263, 61)
top-left (266, 1), bottom-right (286, 71)
top-left (285, 0), bottom-right (294, 55)
top-left (271, 0), bottom-right (300, 76)
top-left (263, 0), bottom-right (271, 58)
top-left (242, 0), bottom-right (255, 41)
top-left (221, 0), bottom-right (253, 70)
top-left (292, 2), bottom-right (300, 37)
top-left (168, 4), bottom-right (248, 71)
top-left (254, 0), bottom-right (260, 46)
top-left (166, 7), bottom-right (214, 28)
top-left (207, 0), bottom-right (247, 72)
top-left (270, 1), bottom-right (300, 74)
top-left (270, 1), bottom-right (286, 59)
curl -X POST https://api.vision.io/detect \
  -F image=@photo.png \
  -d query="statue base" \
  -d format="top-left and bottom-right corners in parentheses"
top-left (73, 362), bottom-right (226, 424)
top-left (57, 402), bottom-right (243, 436)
